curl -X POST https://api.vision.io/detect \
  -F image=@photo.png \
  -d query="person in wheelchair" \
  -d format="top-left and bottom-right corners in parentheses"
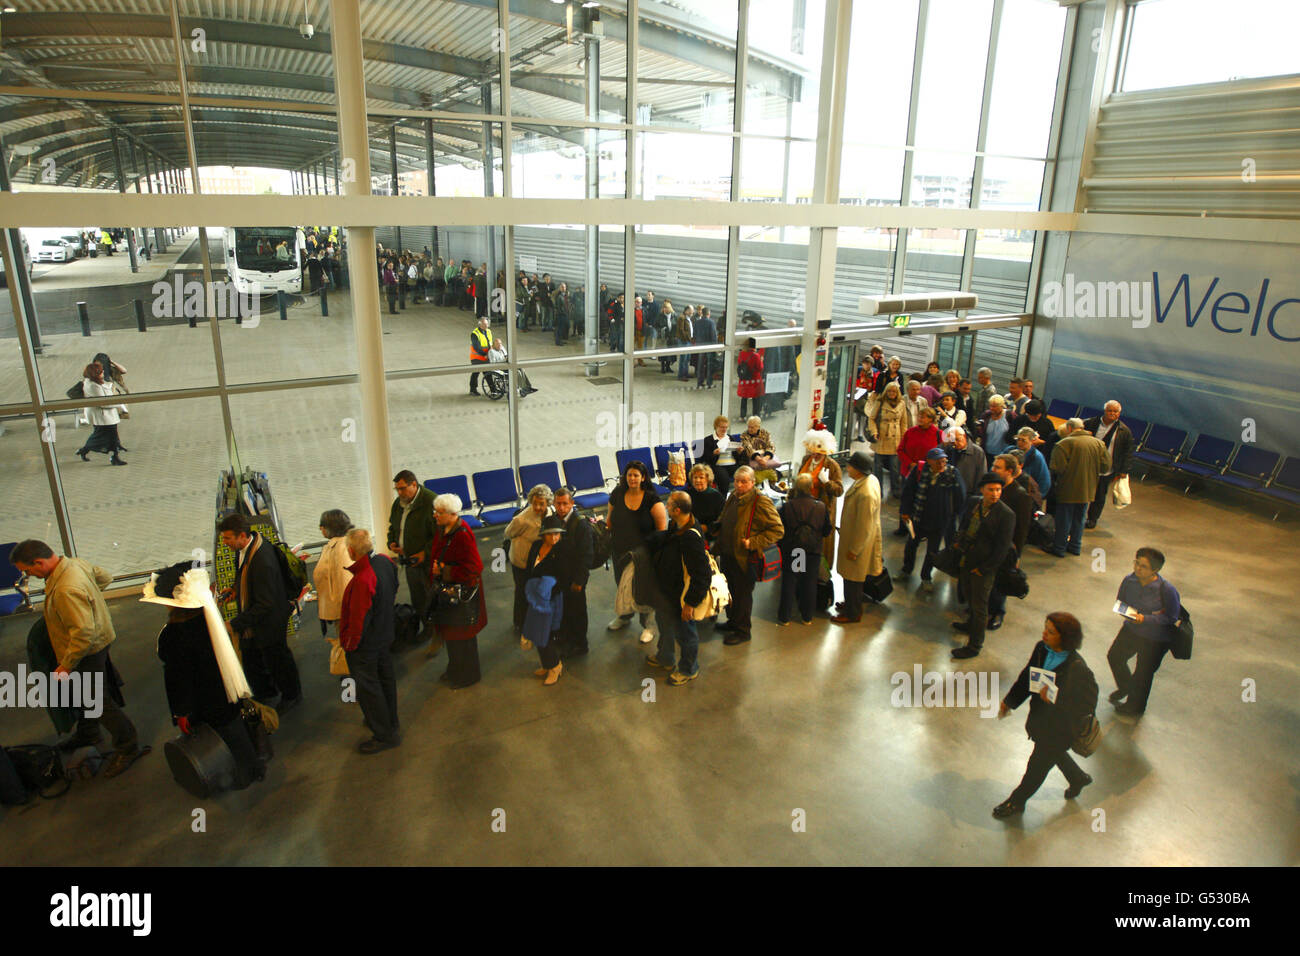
top-left (481, 338), bottom-right (538, 400)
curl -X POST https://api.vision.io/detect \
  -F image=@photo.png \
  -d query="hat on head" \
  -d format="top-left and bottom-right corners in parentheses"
top-left (978, 472), bottom-right (1004, 488)
top-left (540, 515), bottom-right (566, 535)
top-left (847, 450), bottom-right (872, 474)
top-left (926, 447), bottom-right (948, 461)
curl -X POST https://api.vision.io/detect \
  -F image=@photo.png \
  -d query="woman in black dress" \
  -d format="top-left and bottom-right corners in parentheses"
top-left (606, 460), bottom-right (668, 644)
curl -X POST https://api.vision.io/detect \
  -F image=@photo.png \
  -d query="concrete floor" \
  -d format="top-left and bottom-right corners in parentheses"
top-left (2, 479), bottom-right (1295, 866)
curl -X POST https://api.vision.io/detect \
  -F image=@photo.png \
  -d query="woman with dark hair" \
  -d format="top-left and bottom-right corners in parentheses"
top-left (382, 259), bottom-right (399, 314)
top-left (524, 515), bottom-right (568, 686)
top-left (737, 337), bottom-right (765, 418)
top-left (313, 509), bottom-right (353, 639)
top-left (605, 460), bottom-right (668, 643)
top-left (76, 361), bottom-right (129, 465)
top-left (993, 612), bottom-right (1098, 818)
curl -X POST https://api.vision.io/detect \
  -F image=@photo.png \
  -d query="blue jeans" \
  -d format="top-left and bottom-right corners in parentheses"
top-left (873, 452), bottom-right (901, 498)
top-left (655, 610), bottom-right (700, 676)
top-left (1053, 502), bottom-right (1087, 555)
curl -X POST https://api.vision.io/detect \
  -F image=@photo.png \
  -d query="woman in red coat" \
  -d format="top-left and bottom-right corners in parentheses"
top-left (894, 407), bottom-right (942, 536)
top-left (428, 493), bottom-right (486, 688)
top-left (736, 337), bottom-right (765, 418)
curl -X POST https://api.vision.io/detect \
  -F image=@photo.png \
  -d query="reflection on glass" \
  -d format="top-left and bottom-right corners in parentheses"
top-left (638, 1), bottom-right (737, 131)
top-left (842, 0), bottom-right (920, 148)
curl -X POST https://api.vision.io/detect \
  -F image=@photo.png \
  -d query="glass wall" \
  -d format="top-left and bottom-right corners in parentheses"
top-left (0, 0), bottom-right (1071, 574)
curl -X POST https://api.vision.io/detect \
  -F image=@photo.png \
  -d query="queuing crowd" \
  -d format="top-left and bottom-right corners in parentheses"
top-left (6, 347), bottom-right (1184, 820)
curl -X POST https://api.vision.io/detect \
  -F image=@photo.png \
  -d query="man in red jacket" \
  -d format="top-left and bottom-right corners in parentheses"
top-left (340, 528), bottom-right (400, 754)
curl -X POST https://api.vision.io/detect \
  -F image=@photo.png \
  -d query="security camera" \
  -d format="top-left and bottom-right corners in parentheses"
top-left (299, 22), bottom-right (315, 39)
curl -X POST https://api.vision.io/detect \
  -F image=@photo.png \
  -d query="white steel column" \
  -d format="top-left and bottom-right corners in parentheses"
top-left (793, 0), bottom-right (852, 457)
top-left (331, 0), bottom-right (392, 535)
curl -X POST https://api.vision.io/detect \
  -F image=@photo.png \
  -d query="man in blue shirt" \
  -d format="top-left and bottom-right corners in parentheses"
top-left (1107, 547), bottom-right (1181, 717)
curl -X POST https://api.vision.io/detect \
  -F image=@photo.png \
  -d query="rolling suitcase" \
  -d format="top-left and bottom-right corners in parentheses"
top-left (164, 723), bottom-right (238, 799)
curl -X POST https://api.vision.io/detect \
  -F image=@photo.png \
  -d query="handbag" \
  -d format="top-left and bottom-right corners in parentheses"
top-left (745, 498), bottom-right (781, 583)
top-left (1170, 605), bottom-right (1193, 660)
top-left (433, 581), bottom-right (480, 629)
top-left (4, 744), bottom-right (71, 799)
top-left (1071, 714), bottom-right (1103, 758)
top-left (995, 563), bottom-right (1029, 599)
top-left (681, 529), bottom-right (731, 620)
top-left (328, 638), bottom-right (349, 676)
top-left (1111, 474), bottom-right (1132, 509)
top-left (862, 570), bottom-right (893, 603)
top-left (66, 381), bottom-right (85, 400)
top-left (930, 547), bottom-right (961, 578)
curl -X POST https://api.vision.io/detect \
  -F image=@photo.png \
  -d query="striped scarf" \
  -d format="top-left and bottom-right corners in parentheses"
top-left (912, 463), bottom-right (958, 520)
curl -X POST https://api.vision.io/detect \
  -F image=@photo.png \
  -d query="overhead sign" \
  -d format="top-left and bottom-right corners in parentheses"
top-left (890, 314), bottom-right (911, 328)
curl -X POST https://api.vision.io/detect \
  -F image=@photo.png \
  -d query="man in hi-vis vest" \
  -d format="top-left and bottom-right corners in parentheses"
top-left (469, 315), bottom-right (492, 395)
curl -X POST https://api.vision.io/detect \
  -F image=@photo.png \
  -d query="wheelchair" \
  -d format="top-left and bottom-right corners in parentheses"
top-left (481, 367), bottom-right (537, 401)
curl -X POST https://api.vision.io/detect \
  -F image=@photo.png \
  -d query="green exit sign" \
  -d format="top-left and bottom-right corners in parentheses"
top-left (890, 314), bottom-right (911, 328)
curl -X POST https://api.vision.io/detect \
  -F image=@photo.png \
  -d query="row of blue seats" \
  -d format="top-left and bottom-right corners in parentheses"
top-left (423, 437), bottom-right (746, 529)
top-left (1048, 399), bottom-right (1300, 514)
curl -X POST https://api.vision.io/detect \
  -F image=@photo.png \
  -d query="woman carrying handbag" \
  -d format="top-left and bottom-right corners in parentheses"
top-left (993, 612), bottom-right (1099, 819)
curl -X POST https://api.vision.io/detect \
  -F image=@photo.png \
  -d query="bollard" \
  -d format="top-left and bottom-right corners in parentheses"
top-left (320, 284), bottom-right (328, 317)
top-left (77, 302), bottom-right (91, 337)
top-left (134, 299), bottom-right (147, 332)
top-left (278, 290), bottom-right (287, 321)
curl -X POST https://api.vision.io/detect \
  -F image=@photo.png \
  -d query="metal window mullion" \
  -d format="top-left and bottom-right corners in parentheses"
top-left (959, 0), bottom-right (1003, 312)
top-left (0, 157), bottom-right (74, 554)
top-left (892, 0), bottom-right (929, 296)
top-left (498, 0), bottom-right (512, 200)
top-left (168, 0), bottom-right (236, 479)
top-left (1022, 3), bottom-right (1079, 377)
top-left (722, 0), bottom-right (747, 404)
top-left (504, 226), bottom-right (521, 487)
top-left (623, 0), bottom-right (638, 439)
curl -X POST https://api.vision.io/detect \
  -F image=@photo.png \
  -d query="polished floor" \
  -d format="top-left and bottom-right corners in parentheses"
top-left (1, 479), bottom-right (1295, 866)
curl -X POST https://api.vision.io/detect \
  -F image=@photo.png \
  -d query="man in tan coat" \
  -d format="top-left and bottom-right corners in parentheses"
top-left (1046, 418), bottom-right (1112, 557)
top-left (716, 466), bottom-right (784, 645)
top-left (10, 539), bottom-right (143, 776)
top-left (832, 452), bottom-right (884, 624)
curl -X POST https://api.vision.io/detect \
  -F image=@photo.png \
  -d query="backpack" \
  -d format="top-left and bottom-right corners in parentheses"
top-left (272, 542), bottom-right (308, 605)
top-left (792, 516), bottom-right (824, 560)
top-left (738, 356), bottom-right (755, 382)
top-left (681, 528), bottom-right (731, 620)
top-left (586, 514), bottom-right (612, 569)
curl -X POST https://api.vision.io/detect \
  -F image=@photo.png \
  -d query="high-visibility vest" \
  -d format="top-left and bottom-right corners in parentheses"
top-left (470, 327), bottom-right (491, 363)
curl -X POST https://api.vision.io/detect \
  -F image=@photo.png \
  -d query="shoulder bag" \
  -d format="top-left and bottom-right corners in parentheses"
top-left (681, 528), bottom-right (731, 620)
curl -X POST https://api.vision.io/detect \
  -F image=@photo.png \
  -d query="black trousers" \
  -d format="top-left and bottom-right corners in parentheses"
top-left (902, 528), bottom-right (945, 578)
top-left (1008, 739), bottom-right (1088, 804)
top-left (778, 562), bottom-right (817, 623)
top-left (557, 585), bottom-right (589, 652)
top-left (1088, 474), bottom-right (1116, 524)
top-left (240, 621), bottom-right (301, 703)
top-left (537, 640), bottom-right (561, 670)
top-left (739, 395), bottom-right (762, 418)
top-left (511, 564), bottom-right (529, 634)
top-left (405, 563), bottom-right (432, 623)
top-left (345, 642), bottom-right (400, 743)
top-left (957, 565), bottom-right (995, 649)
top-left (73, 648), bottom-right (138, 755)
top-left (444, 638), bottom-right (481, 686)
top-left (721, 552), bottom-right (756, 636)
top-left (840, 576), bottom-right (865, 620)
top-left (1107, 626), bottom-right (1169, 713)
top-left (210, 715), bottom-right (264, 788)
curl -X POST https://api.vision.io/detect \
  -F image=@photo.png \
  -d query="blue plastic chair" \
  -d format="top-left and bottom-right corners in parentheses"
top-left (1259, 457), bottom-right (1300, 511)
top-left (519, 462), bottom-right (563, 498)
top-left (1170, 435), bottom-right (1235, 483)
top-left (562, 456), bottom-right (612, 510)
top-left (1133, 424), bottom-right (1188, 477)
top-left (0, 542), bottom-right (27, 615)
top-left (1119, 416), bottom-right (1149, 450)
top-left (471, 468), bottom-right (521, 525)
top-left (1078, 406), bottom-right (1104, 421)
top-left (1217, 446), bottom-right (1280, 492)
top-left (1046, 399), bottom-right (1078, 420)
top-left (615, 447), bottom-right (655, 476)
top-left (423, 476), bottom-right (482, 529)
